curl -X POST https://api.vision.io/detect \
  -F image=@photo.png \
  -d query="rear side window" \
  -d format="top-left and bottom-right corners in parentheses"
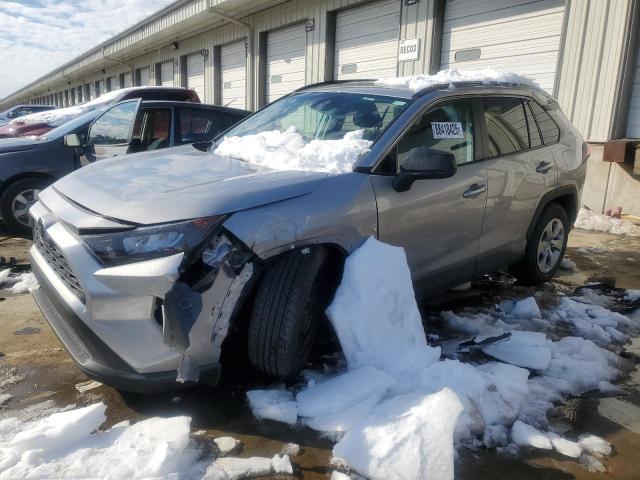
top-left (131, 108), bottom-right (172, 151)
top-left (528, 100), bottom-right (560, 144)
top-left (524, 102), bottom-right (543, 148)
top-left (177, 108), bottom-right (230, 144)
top-left (482, 98), bottom-right (529, 157)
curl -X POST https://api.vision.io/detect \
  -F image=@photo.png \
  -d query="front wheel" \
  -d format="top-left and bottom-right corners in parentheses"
top-left (511, 203), bottom-right (569, 285)
top-left (0, 178), bottom-right (49, 234)
top-left (247, 247), bottom-right (337, 378)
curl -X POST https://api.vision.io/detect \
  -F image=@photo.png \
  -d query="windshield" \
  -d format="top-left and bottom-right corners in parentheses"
top-left (214, 91), bottom-right (409, 173)
top-left (41, 109), bottom-right (102, 140)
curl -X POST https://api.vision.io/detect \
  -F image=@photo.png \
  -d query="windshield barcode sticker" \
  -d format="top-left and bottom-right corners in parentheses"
top-left (432, 122), bottom-right (464, 138)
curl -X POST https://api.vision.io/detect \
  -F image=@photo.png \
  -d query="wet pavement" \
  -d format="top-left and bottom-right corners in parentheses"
top-left (1, 227), bottom-right (639, 479)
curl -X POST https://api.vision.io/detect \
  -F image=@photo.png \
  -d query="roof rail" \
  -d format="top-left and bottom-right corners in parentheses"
top-left (410, 79), bottom-right (546, 100)
top-left (292, 79), bottom-right (378, 93)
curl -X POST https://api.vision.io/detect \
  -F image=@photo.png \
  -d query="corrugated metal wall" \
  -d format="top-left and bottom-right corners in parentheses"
top-left (555, 0), bottom-right (634, 141)
top-left (626, 29), bottom-right (640, 138)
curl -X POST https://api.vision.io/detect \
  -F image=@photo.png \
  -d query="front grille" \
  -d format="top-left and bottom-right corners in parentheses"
top-left (33, 223), bottom-right (86, 304)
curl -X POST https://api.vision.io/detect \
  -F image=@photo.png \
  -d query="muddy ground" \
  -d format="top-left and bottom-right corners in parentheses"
top-left (1, 226), bottom-right (639, 479)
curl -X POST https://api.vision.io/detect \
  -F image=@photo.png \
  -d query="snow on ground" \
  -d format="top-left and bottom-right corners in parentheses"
top-left (575, 208), bottom-right (640, 236)
top-left (246, 238), bottom-right (637, 479)
top-left (213, 127), bottom-right (372, 174)
top-left (0, 271), bottom-right (37, 294)
top-left (375, 69), bottom-right (539, 93)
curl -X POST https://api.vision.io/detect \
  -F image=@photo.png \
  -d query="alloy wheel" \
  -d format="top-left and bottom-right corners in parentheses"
top-left (536, 218), bottom-right (565, 274)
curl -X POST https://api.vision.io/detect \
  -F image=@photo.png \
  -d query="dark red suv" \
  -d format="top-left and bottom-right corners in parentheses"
top-left (0, 87), bottom-right (201, 139)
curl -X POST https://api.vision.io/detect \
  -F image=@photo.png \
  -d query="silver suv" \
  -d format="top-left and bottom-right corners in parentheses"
top-left (28, 79), bottom-right (587, 392)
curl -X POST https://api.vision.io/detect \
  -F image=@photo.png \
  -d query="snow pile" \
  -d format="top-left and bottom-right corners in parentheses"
top-left (376, 69), bottom-right (539, 93)
top-left (0, 403), bottom-right (210, 479)
top-left (0, 271), bottom-right (38, 294)
top-left (203, 455), bottom-right (292, 479)
top-left (574, 208), bottom-right (640, 236)
top-left (214, 127), bottom-right (372, 174)
top-left (481, 331), bottom-right (552, 370)
top-left (246, 388), bottom-right (297, 425)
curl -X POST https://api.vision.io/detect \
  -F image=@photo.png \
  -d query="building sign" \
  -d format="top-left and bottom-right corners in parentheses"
top-left (398, 38), bottom-right (420, 62)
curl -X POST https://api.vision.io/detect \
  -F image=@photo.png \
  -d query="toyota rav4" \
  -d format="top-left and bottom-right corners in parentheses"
top-left (28, 74), bottom-right (588, 392)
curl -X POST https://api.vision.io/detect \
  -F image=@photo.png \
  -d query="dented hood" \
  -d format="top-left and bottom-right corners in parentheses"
top-left (53, 144), bottom-right (329, 224)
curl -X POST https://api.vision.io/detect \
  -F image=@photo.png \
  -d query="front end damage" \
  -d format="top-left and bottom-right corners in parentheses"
top-left (163, 233), bottom-right (255, 383)
top-left (29, 190), bottom-right (259, 391)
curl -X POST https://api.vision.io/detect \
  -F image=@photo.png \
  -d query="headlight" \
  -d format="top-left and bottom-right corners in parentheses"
top-left (81, 216), bottom-right (223, 266)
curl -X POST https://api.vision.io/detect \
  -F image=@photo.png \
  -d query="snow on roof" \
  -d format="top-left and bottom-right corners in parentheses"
top-left (213, 127), bottom-right (372, 174)
top-left (375, 69), bottom-right (540, 93)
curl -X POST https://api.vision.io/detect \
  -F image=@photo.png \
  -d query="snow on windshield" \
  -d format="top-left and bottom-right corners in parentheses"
top-left (213, 127), bottom-right (373, 174)
top-left (376, 68), bottom-right (540, 93)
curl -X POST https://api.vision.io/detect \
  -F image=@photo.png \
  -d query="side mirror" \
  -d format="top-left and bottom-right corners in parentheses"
top-left (392, 147), bottom-right (457, 192)
top-left (192, 140), bottom-right (213, 152)
top-left (64, 133), bottom-right (82, 147)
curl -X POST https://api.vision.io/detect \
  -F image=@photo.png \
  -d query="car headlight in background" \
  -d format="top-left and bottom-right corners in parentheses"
top-left (81, 216), bottom-right (223, 266)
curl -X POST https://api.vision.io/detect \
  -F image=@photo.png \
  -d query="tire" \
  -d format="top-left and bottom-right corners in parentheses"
top-left (248, 246), bottom-right (336, 378)
top-left (0, 178), bottom-right (50, 234)
top-left (511, 202), bottom-right (569, 285)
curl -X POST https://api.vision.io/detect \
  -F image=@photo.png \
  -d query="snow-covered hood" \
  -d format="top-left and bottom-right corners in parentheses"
top-left (0, 136), bottom-right (44, 153)
top-left (52, 144), bottom-right (329, 225)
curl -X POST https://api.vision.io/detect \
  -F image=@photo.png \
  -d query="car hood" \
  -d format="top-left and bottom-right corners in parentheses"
top-left (53, 144), bottom-right (329, 224)
top-left (0, 136), bottom-right (42, 153)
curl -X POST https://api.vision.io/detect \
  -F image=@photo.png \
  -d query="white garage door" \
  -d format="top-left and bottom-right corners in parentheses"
top-left (441, 0), bottom-right (565, 94)
top-left (334, 0), bottom-right (401, 80)
top-left (122, 72), bottom-right (133, 88)
top-left (266, 24), bottom-right (307, 103)
top-left (221, 41), bottom-right (247, 109)
top-left (160, 61), bottom-right (174, 86)
top-left (97, 80), bottom-right (104, 97)
top-left (187, 53), bottom-right (205, 100)
top-left (107, 76), bottom-right (118, 91)
top-left (626, 45), bottom-right (640, 138)
top-left (138, 67), bottom-right (151, 86)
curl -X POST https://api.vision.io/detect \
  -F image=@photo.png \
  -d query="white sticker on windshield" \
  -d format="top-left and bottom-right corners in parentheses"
top-left (432, 122), bottom-right (464, 138)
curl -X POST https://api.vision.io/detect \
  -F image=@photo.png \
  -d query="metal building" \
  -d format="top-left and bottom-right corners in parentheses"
top-left (1, 0), bottom-right (639, 211)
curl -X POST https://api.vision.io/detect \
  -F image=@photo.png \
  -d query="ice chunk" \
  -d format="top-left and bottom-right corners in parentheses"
top-left (214, 437), bottom-right (242, 457)
top-left (579, 453), bottom-right (607, 472)
top-left (214, 127), bottom-right (372, 174)
top-left (511, 297), bottom-right (542, 319)
top-left (280, 443), bottom-right (301, 457)
top-left (560, 259), bottom-right (576, 270)
top-left (578, 434), bottom-right (611, 457)
top-left (326, 237), bottom-right (440, 377)
top-left (0, 394), bottom-right (11, 406)
top-left (574, 208), bottom-right (640, 236)
top-left (375, 69), bottom-right (539, 93)
top-left (296, 366), bottom-right (395, 418)
top-left (624, 289), bottom-right (640, 302)
top-left (333, 388), bottom-right (463, 480)
top-left (548, 432), bottom-right (582, 458)
top-left (481, 331), bottom-right (552, 370)
top-left (203, 455), bottom-right (292, 480)
top-left (302, 392), bottom-right (384, 435)
top-left (511, 421), bottom-right (552, 450)
top-left (246, 388), bottom-right (297, 425)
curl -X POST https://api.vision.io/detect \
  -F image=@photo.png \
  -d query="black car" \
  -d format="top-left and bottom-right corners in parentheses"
top-left (0, 100), bottom-right (249, 232)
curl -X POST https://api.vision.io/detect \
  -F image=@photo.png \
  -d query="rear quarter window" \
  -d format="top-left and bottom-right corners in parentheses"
top-left (528, 100), bottom-right (560, 145)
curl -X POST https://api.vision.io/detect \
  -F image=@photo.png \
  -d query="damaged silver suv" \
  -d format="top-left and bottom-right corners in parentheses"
top-left (29, 76), bottom-right (587, 392)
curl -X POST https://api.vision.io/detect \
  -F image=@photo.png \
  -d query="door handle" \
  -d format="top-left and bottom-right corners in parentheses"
top-left (463, 183), bottom-right (487, 198)
top-left (536, 161), bottom-right (553, 174)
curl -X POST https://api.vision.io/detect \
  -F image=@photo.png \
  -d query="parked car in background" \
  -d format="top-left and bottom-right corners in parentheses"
top-left (27, 76), bottom-right (587, 392)
top-left (0, 104), bottom-right (56, 127)
top-left (0, 87), bottom-right (201, 139)
top-left (0, 99), bottom-right (247, 232)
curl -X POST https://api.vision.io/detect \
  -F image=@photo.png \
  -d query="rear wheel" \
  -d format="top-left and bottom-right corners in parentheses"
top-left (511, 203), bottom-right (569, 285)
top-left (0, 178), bottom-right (49, 233)
top-left (248, 247), bottom-right (337, 378)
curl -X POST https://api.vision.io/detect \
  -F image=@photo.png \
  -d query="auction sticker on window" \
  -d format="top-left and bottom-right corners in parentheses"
top-left (432, 122), bottom-right (464, 138)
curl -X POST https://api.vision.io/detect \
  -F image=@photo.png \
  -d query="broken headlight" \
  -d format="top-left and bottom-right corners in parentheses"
top-left (81, 216), bottom-right (223, 266)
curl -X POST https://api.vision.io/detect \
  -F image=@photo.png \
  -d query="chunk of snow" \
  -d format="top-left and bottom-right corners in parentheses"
top-left (280, 443), bottom-right (301, 457)
top-left (246, 388), bottom-right (297, 425)
top-left (578, 434), bottom-right (611, 457)
top-left (0, 394), bottom-right (11, 406)
top-left (5, 273), bottom-right (38, 294)
top-left (579, 453), bottom-right (607, 472)
top-left (574, 208), bottom-right (640, 236)
top-left (511, 297), bottom-right (542, 319)
top-left (375, 69), bottom-right (539, 93)
top-left (331, 472), bottom-right (352, 480)
top-left (326, 237), bottom-right (440, 377)
top-left (481, 331), bottom-right (552, 370)
top-left (333, 388), bottom-right (463, 480)
top-left (511, 421), bottom-right (552, 450)
top-left (214, 127), bottom-right (371, 174)
top-left (302, 392), bottom-right (384, 435)
top-left (548, 432), bottom-right (582, 458)
top-left (560, 259), bottom-right (576, 270)
top-left (296, 366), bottom-right (395, 418)
top-left (624, 289), bottom-right (640, 302)
top-left (203, 454), bottom-right (292, 480)
top-left (214, 436), bottom-right (242, 457)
